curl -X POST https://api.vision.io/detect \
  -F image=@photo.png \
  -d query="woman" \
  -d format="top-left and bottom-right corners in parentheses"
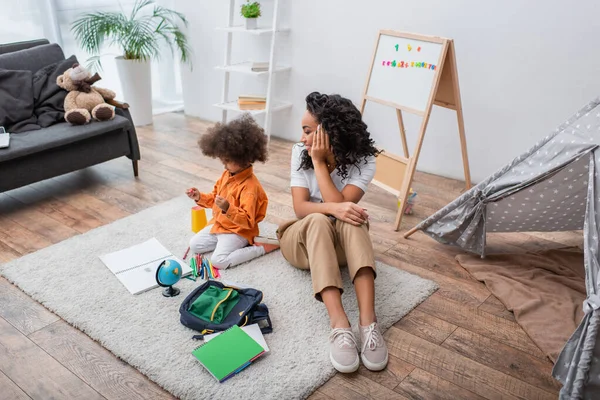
top-left (277, 92), bottom-right (388, 373)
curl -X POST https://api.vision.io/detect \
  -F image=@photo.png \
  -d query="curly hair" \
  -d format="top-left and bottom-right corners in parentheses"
top-left (300, 92), bottom-right (380, 180)
top-left (198, 114), bottom-right (268, 165)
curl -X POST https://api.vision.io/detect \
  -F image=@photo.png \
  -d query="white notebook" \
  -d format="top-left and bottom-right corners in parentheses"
top-left (203, 323), bottom-right (270, 352)
top-left (99, 238), bottom-right (191, 295)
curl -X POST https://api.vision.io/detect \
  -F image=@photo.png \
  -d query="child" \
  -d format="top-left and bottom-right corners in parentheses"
top-left (186, 115), bottom-right (279, 269)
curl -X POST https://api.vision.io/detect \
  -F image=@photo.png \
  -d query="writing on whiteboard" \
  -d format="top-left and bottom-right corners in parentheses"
top-left (381, 60), bottom-right (437, 70)
top-left (394, 43), bottom-right (422, 52)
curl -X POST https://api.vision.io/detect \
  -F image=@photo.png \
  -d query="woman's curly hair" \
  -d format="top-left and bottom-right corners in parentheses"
top-left (300, 92), bottom-right (380, 180)
top-left (199, 114), bottom-right (268, 165)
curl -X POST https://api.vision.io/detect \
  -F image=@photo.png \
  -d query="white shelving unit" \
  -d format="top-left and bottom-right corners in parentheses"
top-left (214, 0), bottom-right (290, 141)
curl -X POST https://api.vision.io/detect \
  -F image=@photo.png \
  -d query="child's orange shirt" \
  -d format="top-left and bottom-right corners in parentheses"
top-left (195, 166), bottom-right (267, 244)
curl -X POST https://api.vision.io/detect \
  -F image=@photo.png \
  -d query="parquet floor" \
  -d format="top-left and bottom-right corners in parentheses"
top-left (0, 113), bottom-right (578, 399)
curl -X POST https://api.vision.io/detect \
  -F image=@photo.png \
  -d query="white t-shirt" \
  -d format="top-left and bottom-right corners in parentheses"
top-left (290, 143), bottom-right (376, 202)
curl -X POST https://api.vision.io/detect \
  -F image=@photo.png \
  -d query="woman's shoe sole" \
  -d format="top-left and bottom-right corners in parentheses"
top-left (360, 352), bottom-right (389, 371)
top-left (330, 353), bottom-right (360, 373)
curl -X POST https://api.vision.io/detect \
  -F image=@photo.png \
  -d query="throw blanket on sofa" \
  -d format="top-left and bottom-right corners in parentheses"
top-left (0, 55), bottom-right (77, 133)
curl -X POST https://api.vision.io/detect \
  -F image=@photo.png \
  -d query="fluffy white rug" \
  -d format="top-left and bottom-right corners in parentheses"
top-left (0, 196), bottom-right (437, 400)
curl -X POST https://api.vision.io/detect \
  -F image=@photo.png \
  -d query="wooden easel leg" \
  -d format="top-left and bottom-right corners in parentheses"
top-left (394, 172), bottom-right (412, 230)
top-left (456, 107), bottom-right (472, 189)
top-left (395, 107), bottom-right (436, 231)
top-left (447, 40), bottom-right (472, 190)
top-left (396, 109), bottom-right (409, 158)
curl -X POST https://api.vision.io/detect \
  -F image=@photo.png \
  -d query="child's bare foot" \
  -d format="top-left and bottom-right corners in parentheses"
top-left (254, 237), bottom-right (280, 254)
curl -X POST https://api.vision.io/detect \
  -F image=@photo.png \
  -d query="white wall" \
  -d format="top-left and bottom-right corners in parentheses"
top-left (177, 0), bottom-right (600, 183)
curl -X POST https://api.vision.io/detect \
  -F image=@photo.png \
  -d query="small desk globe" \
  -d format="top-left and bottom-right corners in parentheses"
top-left (155, 259), bottom-right (182, 297)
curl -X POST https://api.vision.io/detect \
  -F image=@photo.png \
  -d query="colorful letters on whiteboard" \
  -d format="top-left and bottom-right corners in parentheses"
top-left (384, 43), bottom-right (436, 71)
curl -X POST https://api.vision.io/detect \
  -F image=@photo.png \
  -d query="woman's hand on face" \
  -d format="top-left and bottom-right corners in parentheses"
top-left (310, 125), bottom-right (334, 165)
top-left (330, 202), bottom-right (369, 226)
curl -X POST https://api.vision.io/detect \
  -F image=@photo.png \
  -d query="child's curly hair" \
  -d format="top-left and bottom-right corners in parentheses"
top-left (198, 114), bottom-right (268, 165)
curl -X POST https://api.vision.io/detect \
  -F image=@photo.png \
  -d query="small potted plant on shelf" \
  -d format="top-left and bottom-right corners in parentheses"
top-left (71, 0), bottom-right (191, 126)
top-left (241, 1), bottom-right (261, 30)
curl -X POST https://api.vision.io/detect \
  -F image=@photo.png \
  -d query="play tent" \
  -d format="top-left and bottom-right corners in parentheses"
top-left (409, 97), bottom-right (600, 399)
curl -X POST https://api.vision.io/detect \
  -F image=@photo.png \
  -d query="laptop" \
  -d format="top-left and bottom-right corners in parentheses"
top-left (99, 238), bottom-right (192, 295)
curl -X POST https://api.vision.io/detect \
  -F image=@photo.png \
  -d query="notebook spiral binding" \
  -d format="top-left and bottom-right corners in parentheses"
top-left (193, 325), bottom-right (238, 350)
top-left (114, 254), bottom-right (173, 275)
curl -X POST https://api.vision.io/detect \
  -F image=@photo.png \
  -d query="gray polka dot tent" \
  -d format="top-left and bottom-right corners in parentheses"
top-left (408, 97), bottom-right (600, 399)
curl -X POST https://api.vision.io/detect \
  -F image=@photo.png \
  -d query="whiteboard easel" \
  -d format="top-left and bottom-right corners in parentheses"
top-left (359, 30), bottom-right (472, 233)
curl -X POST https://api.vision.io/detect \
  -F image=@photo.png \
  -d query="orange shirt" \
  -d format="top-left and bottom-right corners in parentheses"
top-left (195, 166), bottom-right (267, 244)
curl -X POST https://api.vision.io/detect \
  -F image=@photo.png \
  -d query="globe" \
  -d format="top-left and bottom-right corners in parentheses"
top-left (155, 259), bottom-right (183, 297)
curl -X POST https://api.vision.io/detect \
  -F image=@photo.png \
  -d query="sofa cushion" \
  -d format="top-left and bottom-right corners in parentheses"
top-left (0, 39), bottom-right (50, 55)
top-left (0, 115), bottom-right (130, 163)
top-left (0, 43), bottom-right (65, 73)
top-left (0, 68), bottom-right (39, 133)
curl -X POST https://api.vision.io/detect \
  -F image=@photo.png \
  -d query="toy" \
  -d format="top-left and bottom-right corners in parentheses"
top-left (155, 259), bottom-right (183, 297)
top-left (56, 63), bottom-right (129, 125)
top-left (398, 188), bottom-right (418, 215)
top-left (191, 206), bottom-right (208, 233)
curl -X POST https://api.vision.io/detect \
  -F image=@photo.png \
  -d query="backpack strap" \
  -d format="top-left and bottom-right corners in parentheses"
top-left (250, 303), bottom-right (273, 334)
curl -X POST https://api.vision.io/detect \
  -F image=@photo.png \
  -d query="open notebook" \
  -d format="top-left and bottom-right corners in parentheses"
top-left (99, 238), bottom-right (191, 295)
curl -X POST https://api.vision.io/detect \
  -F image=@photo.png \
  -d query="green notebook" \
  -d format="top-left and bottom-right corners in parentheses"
top-left (192, 325), bottom-right (265, 382)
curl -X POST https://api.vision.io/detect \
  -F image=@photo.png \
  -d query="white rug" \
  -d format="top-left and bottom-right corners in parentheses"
top-left (0, 196), bottom-right (437, 400)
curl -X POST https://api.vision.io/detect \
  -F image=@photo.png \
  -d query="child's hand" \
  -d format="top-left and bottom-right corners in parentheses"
top-left (215, 195), bottom-right (229, 212)
top-left (186, 187), bottom-right (200, 201)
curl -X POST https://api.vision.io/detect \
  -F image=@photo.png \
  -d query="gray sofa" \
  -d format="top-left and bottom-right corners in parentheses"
top-left (0, 39), bottom-right (140, 193)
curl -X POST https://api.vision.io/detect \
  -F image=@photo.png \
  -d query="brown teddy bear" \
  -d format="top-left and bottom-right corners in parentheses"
top-left (56, 63), bottom-right (128, 125)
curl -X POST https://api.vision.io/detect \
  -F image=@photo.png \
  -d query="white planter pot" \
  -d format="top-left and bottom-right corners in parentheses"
top-left (115, 56), bottom-right (153, 126)
top-left (245, 17), bottom-right (258, 29)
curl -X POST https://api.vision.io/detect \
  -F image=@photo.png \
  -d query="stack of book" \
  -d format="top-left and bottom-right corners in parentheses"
top-left (192, 324), bottom-right (269, 383)
top-left (238, 94), bottom-right (267, 110)
top-left (250, 61), bottom-right (269, 72)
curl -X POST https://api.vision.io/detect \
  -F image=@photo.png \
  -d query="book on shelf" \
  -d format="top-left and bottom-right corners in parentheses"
top-left (238, 94), bottom-right (267, 102)
top-left (238, 94), bottom-right (266, 110)
top-left (250, 61), bottom-right (269, 72)
top-left (238, 102), bottom-right (266, 111)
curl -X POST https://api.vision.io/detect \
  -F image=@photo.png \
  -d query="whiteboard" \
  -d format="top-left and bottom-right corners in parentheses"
top-left (366, 34), bottom-right (444, 113)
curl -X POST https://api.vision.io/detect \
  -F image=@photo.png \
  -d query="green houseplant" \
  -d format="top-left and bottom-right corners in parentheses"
top-left (241, 1), bottom-right (261, 30)
top-left (71, 0), bottom-right (191, 126)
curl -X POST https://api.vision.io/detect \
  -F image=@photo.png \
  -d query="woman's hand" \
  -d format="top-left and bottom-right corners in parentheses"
top-left (330, 202), bottom-right (369, 226)
top-left (215, 195), bottom-right (230, 212)
top-left (186, 187), bottom-right (200, 201)
top-left (311, 125), bottom-right (334, 165)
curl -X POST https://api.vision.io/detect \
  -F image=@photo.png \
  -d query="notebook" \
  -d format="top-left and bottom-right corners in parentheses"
top-left (99, 238), bottom-right (191, 295)
top-left (203, 323), bottom-right (270, 352)
top-left (192, 325), bottom-right (265, 382)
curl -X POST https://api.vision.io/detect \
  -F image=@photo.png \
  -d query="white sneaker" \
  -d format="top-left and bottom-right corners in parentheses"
top-left (328, 327), bottom-right (360, 373)
top-left (359, 322), bottom-right (389, 371)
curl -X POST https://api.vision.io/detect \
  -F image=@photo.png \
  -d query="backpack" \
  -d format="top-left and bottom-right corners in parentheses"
top-left (179, 279), bottom-right (272, 340)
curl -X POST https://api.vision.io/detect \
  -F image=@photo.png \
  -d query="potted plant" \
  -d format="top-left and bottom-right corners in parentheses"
top-left (241, 1), bottom-right (261, 30)
top-left (71, 0), bottom-right (191, 126)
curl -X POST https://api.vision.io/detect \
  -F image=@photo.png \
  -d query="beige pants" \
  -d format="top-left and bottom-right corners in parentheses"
top-left (277, 213), bottom-right (376, 300)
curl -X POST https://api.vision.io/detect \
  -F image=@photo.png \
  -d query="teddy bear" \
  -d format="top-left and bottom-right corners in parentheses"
top-left (56, 63), bottom-right (128, 125)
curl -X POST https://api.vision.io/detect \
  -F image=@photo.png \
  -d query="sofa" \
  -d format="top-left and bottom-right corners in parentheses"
top-left (0, 39), bottom-right (140, 193)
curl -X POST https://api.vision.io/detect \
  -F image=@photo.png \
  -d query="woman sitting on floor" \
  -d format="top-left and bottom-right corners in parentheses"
top-left (277, 92), bottom-right (389, 373)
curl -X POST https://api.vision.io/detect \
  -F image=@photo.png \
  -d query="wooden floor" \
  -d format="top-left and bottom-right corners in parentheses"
top-left (0, 113), bottom-right (580, 399)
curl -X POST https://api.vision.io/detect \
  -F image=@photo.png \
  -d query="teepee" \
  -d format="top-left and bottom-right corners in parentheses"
top-left (407, 97), bottom-right (600, 399)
